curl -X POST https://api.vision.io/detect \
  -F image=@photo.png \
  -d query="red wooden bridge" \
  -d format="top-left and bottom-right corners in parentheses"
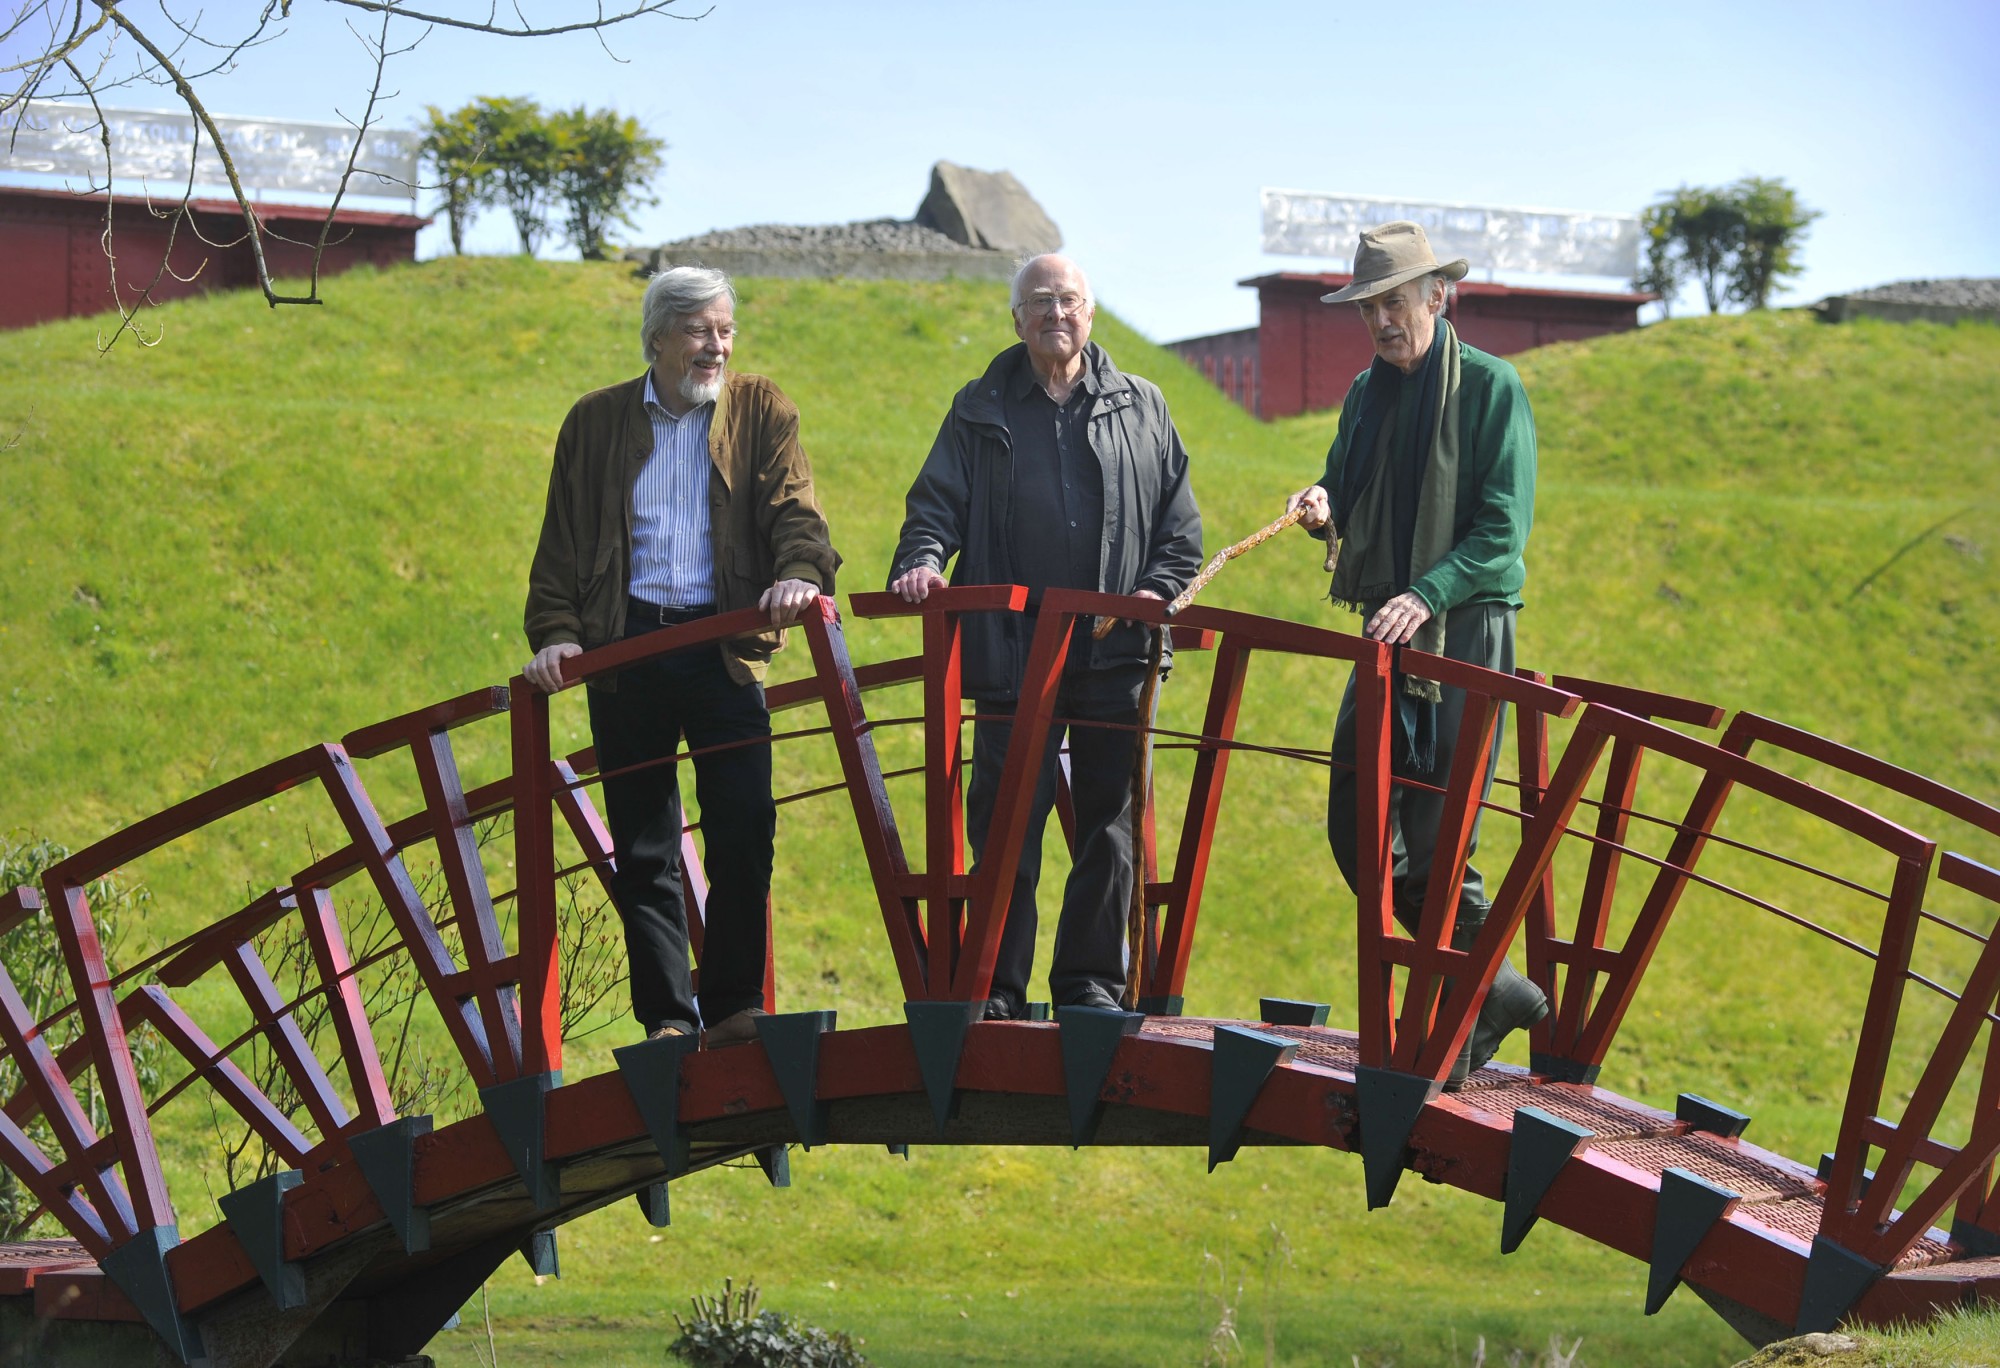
top-left (2, 589), bottom-right (1996, 1366)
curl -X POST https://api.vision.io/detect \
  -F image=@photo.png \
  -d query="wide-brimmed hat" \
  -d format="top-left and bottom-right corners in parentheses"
top-left (1319, 221), bottom-right (1469, 304)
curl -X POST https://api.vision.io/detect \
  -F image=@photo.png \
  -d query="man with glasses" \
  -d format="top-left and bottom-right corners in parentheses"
top-left (524, 266), bottom-right (839, 1049)
top-left (888, 253), bottom-right (1202, 1018)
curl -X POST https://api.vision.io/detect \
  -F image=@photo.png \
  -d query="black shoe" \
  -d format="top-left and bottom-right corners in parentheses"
top-left (983, 996), bottom-right (1021, 1021)
top-left (1445, 962), bottom-right (1548, 1090)
top-left (1058, 983), bottom-right (1124, 1012)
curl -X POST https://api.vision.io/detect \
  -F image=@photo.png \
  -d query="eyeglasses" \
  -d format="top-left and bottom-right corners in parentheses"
top-left (681, 323), bottom-right (738, 343)
top-left (1016, 292), bottom-right (1089, 318)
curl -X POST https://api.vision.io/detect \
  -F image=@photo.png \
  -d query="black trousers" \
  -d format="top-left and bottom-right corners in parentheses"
top-left (587, 617), bottom-right (775, 1035)
top-left (1327, 603), bottom-right (1516, 935)
top-left (964, 662), bottom-right (1148, 1010)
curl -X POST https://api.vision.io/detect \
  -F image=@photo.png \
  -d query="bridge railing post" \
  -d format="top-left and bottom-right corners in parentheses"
top-left (510, 680), bottom-right (565, 1078)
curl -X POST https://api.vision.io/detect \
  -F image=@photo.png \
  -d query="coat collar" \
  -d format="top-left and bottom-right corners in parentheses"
top-left (956, 341), bottom-right (1132, 429)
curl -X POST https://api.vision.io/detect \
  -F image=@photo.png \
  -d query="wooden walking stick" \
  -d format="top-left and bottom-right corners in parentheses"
top-left (1093, 502), bottom-right (1337, 640)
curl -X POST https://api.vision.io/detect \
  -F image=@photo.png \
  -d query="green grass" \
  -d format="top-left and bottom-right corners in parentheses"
top-left (2, 261), bottom-right (1998, 1366)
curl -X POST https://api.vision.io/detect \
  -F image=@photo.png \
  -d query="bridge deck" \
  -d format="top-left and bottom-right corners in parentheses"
top-left (2, 1016), bottom-right (1994, 1352)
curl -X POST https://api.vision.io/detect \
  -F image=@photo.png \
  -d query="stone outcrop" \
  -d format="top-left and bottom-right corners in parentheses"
top-left (1816, 277), bottom-right (2000, 325)
top-left (914, 161), bottom-right (1062, 256)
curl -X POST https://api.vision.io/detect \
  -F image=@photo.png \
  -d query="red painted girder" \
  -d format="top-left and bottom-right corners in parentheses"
top-left (1724, 714), bottom-right (2000, 837)
top-left (1549, 674), bottom-right (1726, 730)
top-left (509, 683), bottom-right (564, 1077)
top-left (342, 685), bottom-right (510, 759)
top-left (797, 602), bottom-right (926, 999)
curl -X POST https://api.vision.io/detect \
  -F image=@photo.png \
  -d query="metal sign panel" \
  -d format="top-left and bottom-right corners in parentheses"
top-left (2, 101), bottom-right (418, 204)
top-left (1262, 189), bottom-right (1639, 280)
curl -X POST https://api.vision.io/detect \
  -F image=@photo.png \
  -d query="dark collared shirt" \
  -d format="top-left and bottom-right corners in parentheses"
top-left (1004, 351), bottom-right (1104, 605)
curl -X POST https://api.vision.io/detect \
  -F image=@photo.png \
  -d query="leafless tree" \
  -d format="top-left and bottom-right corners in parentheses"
top-left (1, 2), bottom-right (698, 348)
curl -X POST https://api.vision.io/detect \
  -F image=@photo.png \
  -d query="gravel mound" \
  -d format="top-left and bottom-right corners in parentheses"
top-left (1832, 278), bottom-right (2000, 307)
top-left (661, 218), bottom-right (987, 254)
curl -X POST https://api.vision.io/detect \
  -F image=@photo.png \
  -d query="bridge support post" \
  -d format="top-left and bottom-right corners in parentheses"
top-left (615, 1032), bottom-right (700, 1178)
top-left (757, 1011), bottom-right (838, 1148)
top-left (1501, 1106), bottom-right (1593, 1254)
top-left (348, 1116), bottom-right (434, 1255)
top-left (905, 1001), bottom-right (985, 1136)
top-left (217, 1168), bottom-right (307, 1310)
top-left (1677, 1093), bottom-right (1752, 1138)
top-left (1209, 1026), bottom-right (1299, 1171)
top-left (1647, 1167), bottom-right (1739, 1314)
top-left (481, 1071), bottom-right (564, 1212)
top-left (1796, 1236), bottom-right (1883, 1334)
top-left (1058, 1006), bottom-right (1144, 1146)
top-left (100, 1224), bottom-right (203, 1365)
top-left (1355, 1067), bottom-right (1442, 1209)
top-left (1260, 998), bottom-right (1329, 1027)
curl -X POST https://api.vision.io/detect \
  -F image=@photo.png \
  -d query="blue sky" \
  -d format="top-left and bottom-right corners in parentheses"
top-left (8, 0), bottom-right (1997, 340)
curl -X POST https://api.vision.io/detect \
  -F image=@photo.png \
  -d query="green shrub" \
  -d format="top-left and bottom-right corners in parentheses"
top-left (669, 1277), bottom-right (870, 1368)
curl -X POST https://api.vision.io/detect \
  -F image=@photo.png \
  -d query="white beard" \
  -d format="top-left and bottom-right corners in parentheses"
top-left (678, 372), bottom-right (723, 406)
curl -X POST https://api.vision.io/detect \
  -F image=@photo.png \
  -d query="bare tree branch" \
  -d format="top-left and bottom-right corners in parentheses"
top-left (4, 0), bottom-right (695, 346)
top-left (327, 0), bottom-right (697, 39)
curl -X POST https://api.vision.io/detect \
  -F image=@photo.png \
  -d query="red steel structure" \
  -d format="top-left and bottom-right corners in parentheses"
top-left (0, 589), bottom-right (1995, 1364)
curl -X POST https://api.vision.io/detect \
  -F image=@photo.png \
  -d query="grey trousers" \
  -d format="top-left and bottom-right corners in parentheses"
top-left (1326, 602), bottom-right (1516, 935)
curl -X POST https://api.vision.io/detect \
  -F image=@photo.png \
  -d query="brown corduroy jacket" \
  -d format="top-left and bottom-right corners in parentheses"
top-left (524, 370), bottom-right (840, 686)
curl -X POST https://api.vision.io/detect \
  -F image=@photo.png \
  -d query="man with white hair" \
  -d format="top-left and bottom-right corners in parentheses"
top-left (524, 266), bottom-right (839, 1049)
top-left (1286, 221), bottom-right (1543, 1088)
top-left (888, 254), bottom-right (1202, 1019)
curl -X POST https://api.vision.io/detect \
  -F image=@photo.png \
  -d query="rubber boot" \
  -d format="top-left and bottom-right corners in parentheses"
top-left (1444, 912), bottom-right (1548, 1091)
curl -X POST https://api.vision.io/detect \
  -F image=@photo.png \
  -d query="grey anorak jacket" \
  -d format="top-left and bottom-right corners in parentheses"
top-left (888, 342), bottom-right (1202, 700)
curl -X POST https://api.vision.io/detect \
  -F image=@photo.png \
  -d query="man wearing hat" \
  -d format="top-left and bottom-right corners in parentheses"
top-left (1285, 221), bottom-right (1543, 1088)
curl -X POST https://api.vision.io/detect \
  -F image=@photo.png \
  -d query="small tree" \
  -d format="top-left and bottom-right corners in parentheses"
top-left (550, 106), bottom-right (666, 260)
top-left (474, 95), bottom-right (560, 256)
top-left (1636, 178), bottom-right (1818, 315)
top-left (1728, 175), bottom-right (1821, 310)
top-left (417, 102), bottom-right (494, 255)
top-left (1634, 202), bottom-right (1685, 319)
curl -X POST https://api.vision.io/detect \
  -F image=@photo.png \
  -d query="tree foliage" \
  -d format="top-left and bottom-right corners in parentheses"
top-left (551, 106), bottom-right (666, 261)
top-left (417, 98), bottom-right (665, 259)
top-left (417, 102), bottom-right (492, 257)
top-left (1633, 177), bottom-right (1820, 314)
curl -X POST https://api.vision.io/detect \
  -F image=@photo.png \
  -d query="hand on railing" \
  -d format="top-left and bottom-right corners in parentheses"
top-left (525, 642), bottom-right (584, 693)
top-left (888, 565), bottom-right (948, 604)
top-left (759, 578), bottom-right (821, 626)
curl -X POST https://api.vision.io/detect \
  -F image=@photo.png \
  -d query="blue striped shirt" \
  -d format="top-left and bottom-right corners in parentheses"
top-left (628, 373), bottom-right (716, 607)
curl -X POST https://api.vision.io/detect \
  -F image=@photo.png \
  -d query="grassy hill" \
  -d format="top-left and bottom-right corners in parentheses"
top-left (2, 259), bottom-right (1997, 1366)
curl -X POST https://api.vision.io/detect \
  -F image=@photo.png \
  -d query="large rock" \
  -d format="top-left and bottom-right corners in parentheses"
top-left (914, 161), bottom-right (1062, 257)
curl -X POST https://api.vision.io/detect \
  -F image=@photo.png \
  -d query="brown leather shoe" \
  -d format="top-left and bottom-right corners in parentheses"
top-left (702, 1007), bottom-right (768, 1049)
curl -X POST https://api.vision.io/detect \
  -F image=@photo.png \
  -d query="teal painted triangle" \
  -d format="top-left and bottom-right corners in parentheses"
top-left (755, 1010), bottom-right (837, 1148)
top-left (1797, 1236), bottom-right (1881, 1333)
top-left (1355, 1066), bottom-right (1441, 1209)
top-left (348, 1115), bottom-right (434, 1254)
top-left (1502, 1106), bottom-right (1593, 1254)
top-left (904, 1001), bottom-right (983, 1137)
top-left (100, 1225), bottom-right (203, 1364)
top-left (479, 1070), bottom-right (562, 1212)
top-left (1647, 1166), bottom-right (1738, 1314)
top-left (1057, 1006), bottom-right (1143, 1146)
top-left (1208, 1026), bottom-right (1299, 1171)
top-left (614, 1032), bottom-right (699, 1175)
top-left (217, 1168), bottom-right (306, 1310)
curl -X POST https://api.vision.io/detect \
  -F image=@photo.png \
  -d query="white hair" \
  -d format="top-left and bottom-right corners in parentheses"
top-left (640, 266), bottom-right (736, 364)
top-left (1009, 253), bottom-right (1094, 309)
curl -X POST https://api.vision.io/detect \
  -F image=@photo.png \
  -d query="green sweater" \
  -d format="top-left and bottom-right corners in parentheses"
top-left (1317, 338), bottom-right (1537, 614)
